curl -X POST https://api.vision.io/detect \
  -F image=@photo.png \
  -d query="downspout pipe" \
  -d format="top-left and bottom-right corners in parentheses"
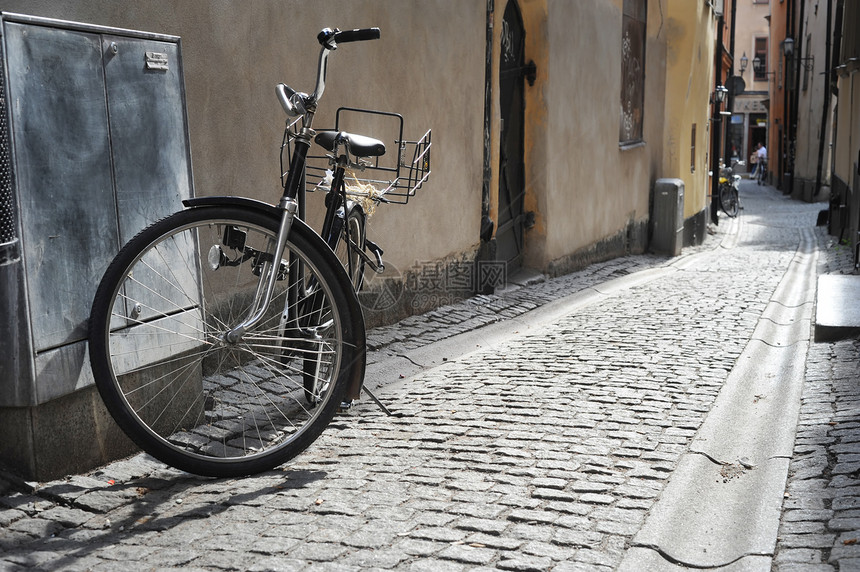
top-left (815, 0), bottom-right (834, 197)
top-left (724, 0), bottom-right (738, 162)
top-left (711, 13), bottom-right (725, 226)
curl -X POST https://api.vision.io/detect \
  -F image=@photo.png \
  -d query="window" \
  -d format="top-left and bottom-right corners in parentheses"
top-left (690, 124), bottom-right (696, 173)
top-left (754, 37), bottom-right (768, 81)
top-left (620, 0), bottom-right (647, 145)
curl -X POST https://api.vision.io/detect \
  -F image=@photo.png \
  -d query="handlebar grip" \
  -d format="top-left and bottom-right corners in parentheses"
top-left (335, 28), bottom-right (380, 43)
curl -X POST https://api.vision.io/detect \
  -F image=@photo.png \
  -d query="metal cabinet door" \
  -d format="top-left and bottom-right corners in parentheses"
top-left (102, 35), bottom-right (191, 246)
top-left (5, 22), bottom-right (118, 352)
top-left (101, 35), bottom-right (198, 333)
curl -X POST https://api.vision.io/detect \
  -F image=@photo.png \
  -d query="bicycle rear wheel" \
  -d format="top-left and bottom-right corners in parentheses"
top-left (88, 206), bottom-right (365, 477)
top-left (333, 206), bottom-right (366, 291)
top-left (719, 184), bottom-right (739, 218)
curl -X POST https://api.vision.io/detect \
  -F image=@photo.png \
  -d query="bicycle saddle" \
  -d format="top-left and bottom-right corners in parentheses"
top-left (315, 130), bottom-right (386, 158)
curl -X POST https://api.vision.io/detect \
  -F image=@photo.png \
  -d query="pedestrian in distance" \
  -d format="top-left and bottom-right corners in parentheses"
top-left (755, 143), bottom-right (768, 186)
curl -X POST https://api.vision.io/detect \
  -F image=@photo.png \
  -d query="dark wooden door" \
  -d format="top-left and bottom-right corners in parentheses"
top-left (497, 0), bottom-right (526, 272)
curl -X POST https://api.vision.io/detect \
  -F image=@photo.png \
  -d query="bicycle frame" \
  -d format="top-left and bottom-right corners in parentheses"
top-left (317, 149), bottom-right (384, 277)
top-left (283, 105), bottom-right (429, 291)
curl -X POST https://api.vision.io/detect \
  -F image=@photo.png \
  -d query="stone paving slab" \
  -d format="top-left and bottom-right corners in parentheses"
top-left (628, 454), bottom-right (790, 568)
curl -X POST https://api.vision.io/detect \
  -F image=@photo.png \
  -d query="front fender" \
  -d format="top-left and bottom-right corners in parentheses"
top-left (183, 195), bottom-right (316, 249)
top-left (183, 196), bottom-right (282, 219)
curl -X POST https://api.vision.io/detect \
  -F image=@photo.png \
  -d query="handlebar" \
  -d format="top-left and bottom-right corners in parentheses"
top-left (318, 27), bottom-right (381, 48)
top-left (278, 27), bottom-right (380, 118)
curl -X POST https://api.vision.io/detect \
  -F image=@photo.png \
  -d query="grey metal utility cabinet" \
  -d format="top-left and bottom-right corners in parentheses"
top-left (651, 178), bottom-right (685, 257)
top-left (0, 13), bottom-right (194, 480)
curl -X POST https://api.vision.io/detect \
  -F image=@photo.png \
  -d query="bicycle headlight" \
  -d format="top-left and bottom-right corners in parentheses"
top-left (208, 245), bottom-right (225, 271)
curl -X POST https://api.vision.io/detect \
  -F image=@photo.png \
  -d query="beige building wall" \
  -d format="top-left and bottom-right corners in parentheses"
top-left (517, 0), bottom-right (666, 275)
top-left (0, 0), bottom-right (486, 275)
top-left (792, 0), bottom-right (836, 199)
top-left (830, 13), bottom-right (859, 251)
top-left (2, 0), bottom-right (715, 296)
top-left (833, 73), bottom-right (859, 188)
top-left (736, 0), bottom-right (772, 94)
top-left (826, 1), bottom-right (858, 249)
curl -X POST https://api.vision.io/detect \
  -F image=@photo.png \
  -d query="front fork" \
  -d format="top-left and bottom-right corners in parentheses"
top-left (225, 126), bottom-right (313, 343)
top-left (224, 196), bottom-right (298, 343)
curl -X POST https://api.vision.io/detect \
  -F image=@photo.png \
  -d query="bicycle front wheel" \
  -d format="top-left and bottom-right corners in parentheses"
top-left (719, 184), bottom-right (739, 218)
top-left (88, 206), bottom-right (364, 477)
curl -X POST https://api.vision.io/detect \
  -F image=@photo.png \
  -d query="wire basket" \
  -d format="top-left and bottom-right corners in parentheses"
top-left (280, 107), bottom-right (431, 205)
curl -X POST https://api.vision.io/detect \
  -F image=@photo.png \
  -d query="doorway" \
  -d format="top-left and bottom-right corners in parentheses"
top-left (748, 113), bottom-right (767, 172)
top-left (497, 0), bottom-right (527, 273)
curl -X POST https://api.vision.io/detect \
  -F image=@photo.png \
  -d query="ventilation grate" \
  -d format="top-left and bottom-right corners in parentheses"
top-left (0, 45), bottom-right (17, 246)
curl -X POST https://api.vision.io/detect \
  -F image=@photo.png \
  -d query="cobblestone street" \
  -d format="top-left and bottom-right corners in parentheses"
top-left (2, 181), bottom-right (858, 571)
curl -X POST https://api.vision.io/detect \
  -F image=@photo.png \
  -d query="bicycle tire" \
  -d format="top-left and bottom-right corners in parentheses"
top-left (719, 184), bottom-right (739, 218)
top-left (88, 206), bottom-right (365, 477)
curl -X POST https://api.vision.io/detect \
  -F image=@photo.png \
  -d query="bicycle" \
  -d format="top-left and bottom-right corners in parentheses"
top-left (88, 27), bottom-right (406, 478)
top-left (718, 159), bottom-right (744, 218)
top-left (756, 158), bottom-right (767, 186)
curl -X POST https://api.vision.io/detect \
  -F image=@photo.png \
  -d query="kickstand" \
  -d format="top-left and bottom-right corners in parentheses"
top-left (362, 385), bottom-right (393, 416)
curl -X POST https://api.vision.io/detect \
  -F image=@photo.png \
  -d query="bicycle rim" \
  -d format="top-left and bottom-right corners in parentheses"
top-left (89, 207), bottom-right (358, 477)
top-left (334, 208), bottom-right (366, 291)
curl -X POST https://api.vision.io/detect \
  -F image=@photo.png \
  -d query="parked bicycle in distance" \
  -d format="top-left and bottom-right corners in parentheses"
top-left (719, 160), bottom-right (744, 218)
top-left (88, 26), bottom-right (428, 478)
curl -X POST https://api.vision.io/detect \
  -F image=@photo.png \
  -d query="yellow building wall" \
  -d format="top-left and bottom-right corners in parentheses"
top-left (522, 0), bottom-right (666, 273)
top-left (660, 0), bottom-right (717, 222)
top-left (520, 0), bottom-right (550, 269)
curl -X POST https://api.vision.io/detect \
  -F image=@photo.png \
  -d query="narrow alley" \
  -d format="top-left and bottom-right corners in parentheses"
top-left (2, 180), bottom-right (856, 571)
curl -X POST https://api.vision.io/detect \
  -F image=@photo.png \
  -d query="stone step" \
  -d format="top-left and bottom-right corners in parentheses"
top-left (815, 274), bottom-right (860, 342)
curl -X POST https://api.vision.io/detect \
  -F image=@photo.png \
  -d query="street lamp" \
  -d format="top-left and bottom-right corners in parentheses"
top-left (782, 36), bottom-right (814, 72)
top-left (739, 52), bottom-right (748, 74)
top-left (712, 85), bottom-right (728, 105)
top-left (753, 56), bottom-right (763, 73)
top-left (752, 56), bottom-right (777, 78)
